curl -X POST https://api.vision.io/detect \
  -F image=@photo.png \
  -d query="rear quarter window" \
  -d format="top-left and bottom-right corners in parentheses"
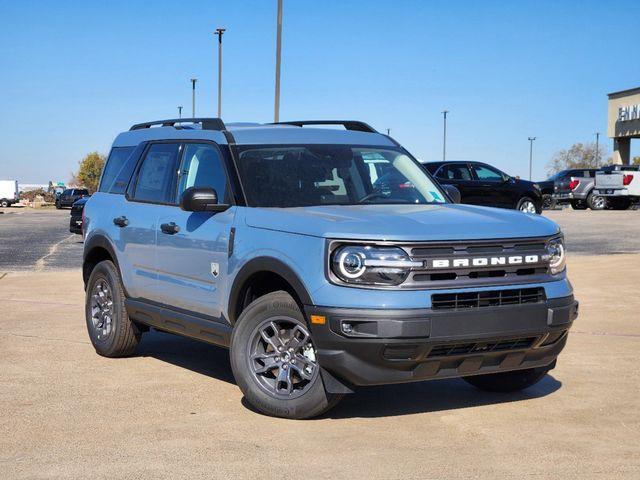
top-left (99, 146), bottom-right (137, 194)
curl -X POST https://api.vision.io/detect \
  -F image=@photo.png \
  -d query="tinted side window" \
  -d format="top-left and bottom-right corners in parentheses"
top-left (99, 146), bottom-right (137, 194)
top-left (473, 164), bottom-right (504, 181)
top-left (62, 189), bottom-right (72, 196)
top-left (440, 164), bottom-right (473, 180)
top-left (178, 143), bottom-right (228, 202)
top-left (133, 143), bottom-right (181, 204)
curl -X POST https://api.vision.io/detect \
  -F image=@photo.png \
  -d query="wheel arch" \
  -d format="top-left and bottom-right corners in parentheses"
top-left (83, 234), bottom-right (120, 290)
top-left (228, 257), bottom-right (313, 326)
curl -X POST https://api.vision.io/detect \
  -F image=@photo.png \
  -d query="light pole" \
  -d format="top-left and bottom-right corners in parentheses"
top-left (274, 0), bottom-right (283, 122)
top-left (528, 137), bottom-right (537, 180)
top-left (190, 78), bottom-right (197, 118)
top-left (442, 110), bottom-right (449, 161)
top-left (215, 28), bottom-right (226, 118)
top-left (177, 106), bottom-right (183, 119)
top-left (595, 132), bottom-right (600, 165)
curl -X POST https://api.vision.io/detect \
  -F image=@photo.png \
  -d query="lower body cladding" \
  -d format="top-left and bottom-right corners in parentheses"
top-left (306, 295), bottom-right (577, 388)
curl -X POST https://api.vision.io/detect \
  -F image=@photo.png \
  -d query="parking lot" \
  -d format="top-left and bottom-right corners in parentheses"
top-left (1, 207), bottom-right (639, 479)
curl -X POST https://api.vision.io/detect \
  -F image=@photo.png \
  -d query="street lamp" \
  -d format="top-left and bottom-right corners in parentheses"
top-left (442, 110), bottom-right (449, 161)
top-left (595, 132), bottom-right (600, 165)
top-left (215, 28), bottom-right (226, 118)
top-left (274, 0), bottom-right (283, 122)
top-left (177, 106), bottom-right (183, 119)
top-left (528, 137), bottom-right (537, 181)
top-left (190, 78), bottom-right (197, 117)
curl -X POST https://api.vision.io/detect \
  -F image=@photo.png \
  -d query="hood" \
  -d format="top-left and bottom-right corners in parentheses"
top-left (244, 204), bottom-right (560, 241)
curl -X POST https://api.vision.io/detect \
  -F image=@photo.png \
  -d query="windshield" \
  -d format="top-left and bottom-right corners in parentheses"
top-left (236, 145), bottom-right (447, 207)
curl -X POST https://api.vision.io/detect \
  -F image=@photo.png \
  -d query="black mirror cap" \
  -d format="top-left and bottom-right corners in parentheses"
top-left (442, 184), bottom-right (461, 204)
top-left (180, 187), bottom-right (230, 212)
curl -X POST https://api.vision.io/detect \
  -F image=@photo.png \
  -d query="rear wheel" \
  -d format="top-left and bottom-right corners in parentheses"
top-left (464, 365), bottom-right (551, 392)
top-left (570, 200), bottom-right (588, 210)
top-left (587, 192), bottom-right (606, 210)
top-left (230, 291), bottom-right (342, 419)
top-left (85, 260), bottom-right (141, 357)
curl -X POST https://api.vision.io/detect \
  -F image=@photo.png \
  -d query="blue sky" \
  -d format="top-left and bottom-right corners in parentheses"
top-left (1, 0), bottom-right (639, 183)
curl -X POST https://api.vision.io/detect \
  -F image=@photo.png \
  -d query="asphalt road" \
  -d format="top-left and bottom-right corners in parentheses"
top-left (0, 208), bottom-right (82, 271)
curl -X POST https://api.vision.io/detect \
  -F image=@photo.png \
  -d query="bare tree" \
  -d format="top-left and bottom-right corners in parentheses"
top-left (546, 142), bottom-right (607, 176)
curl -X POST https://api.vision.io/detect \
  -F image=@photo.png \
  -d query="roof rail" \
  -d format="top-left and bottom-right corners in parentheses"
top-left (272, 120), bottom-right (377, 133)
top-left (129, 118), bottom-right (226, 131)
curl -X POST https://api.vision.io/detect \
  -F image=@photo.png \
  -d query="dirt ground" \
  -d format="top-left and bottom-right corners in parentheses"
top-left (1, 255), bottom-right (639, 479)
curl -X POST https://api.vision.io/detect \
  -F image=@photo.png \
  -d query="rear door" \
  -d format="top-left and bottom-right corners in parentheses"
top-left (115, 142), bottom-right (182, 301)
top-left (155, 142), bottom-right (235, 319)
top-left (434, 163), bottom-right (475, 204)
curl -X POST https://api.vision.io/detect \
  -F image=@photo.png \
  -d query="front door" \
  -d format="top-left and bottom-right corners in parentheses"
top-left (155, 142), bottom-right (235, 320)
top-left (435, 163), bottom-right (475, 204)
top-left (468, 163), bottom-right (511, 208)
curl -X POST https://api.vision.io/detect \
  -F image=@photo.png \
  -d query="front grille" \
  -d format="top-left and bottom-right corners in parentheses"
top-left (431, 287), bottom-right (545, 310)
top-left (400, 237), bottom-right (552, 289)
top-left (426, 336), bottom-right (538, 358)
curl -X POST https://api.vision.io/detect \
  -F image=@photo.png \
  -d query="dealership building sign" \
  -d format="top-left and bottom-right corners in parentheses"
top-left (618, 104), bottom-right (640, 122)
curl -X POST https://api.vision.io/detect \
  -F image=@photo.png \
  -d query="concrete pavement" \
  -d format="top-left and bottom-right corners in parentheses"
top-left (1, 255), bottom-right (639, 479)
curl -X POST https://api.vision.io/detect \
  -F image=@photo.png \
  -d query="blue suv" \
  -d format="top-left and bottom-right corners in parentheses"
top-left (83, 118), bottom-right (578, 419)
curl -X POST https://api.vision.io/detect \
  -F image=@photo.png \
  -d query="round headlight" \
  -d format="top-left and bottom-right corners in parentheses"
top-left (331, 245), bottom-right (421, 286)
top-left (547, 237), bottom-right (566, 274)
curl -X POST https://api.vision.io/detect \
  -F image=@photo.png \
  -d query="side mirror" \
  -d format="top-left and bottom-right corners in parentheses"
top-left (442, 184), bottom-right (461, 204)
top-left (180, 187), bottom-right (230, 212)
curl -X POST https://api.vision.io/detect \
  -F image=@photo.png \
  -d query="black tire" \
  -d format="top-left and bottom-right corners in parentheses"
top-left (516, 196), bottom-right (540, 214)
top-left (230, 291), bottom-right (343, 419)
top-left (609, 198), bottom-right (631, 210)
top-left (541, 194), bottom-right (556, 210)
top-left (85, 260), bottom-right (141, 357)
top-left (586, 191), bottom-right (606, 210)
top-left (55, 201), bottom-right (61, 209)
top-left (0, 199), bottom-right (9, 208)
top-left (463, 365), bottom-right (550, 392)
top-left (570, 200), bottom-right (588, 210)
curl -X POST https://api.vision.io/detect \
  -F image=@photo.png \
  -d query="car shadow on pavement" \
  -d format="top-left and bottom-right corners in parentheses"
top-left (136, 329), bottom-right (236, 385)
top-left (324, 374), bottom-right (562, 419)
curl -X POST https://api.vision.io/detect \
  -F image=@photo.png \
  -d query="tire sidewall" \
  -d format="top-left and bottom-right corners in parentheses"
top-left (517, 197), bottom-right (539, 214)
top-left (230, 291), bottom-right (335, 419)
top-left (85, 260), bottom-right (127, 355)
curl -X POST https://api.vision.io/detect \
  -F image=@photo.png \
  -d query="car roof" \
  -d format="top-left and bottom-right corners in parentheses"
top-left (112, 122), bottom-right (397, 148)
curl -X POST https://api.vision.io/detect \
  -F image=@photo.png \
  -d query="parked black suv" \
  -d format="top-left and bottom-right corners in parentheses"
top-left (56, 188), bottom-right (89, 209)
top-left (423, 161), bottom-right (543, 214)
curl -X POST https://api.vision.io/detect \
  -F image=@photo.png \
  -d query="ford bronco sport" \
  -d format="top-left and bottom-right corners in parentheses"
top-left (83, 118), bottom-right (578, 419)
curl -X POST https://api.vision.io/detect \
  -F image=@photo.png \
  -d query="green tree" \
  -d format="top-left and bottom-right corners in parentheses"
top-left (632, 156), bottom-right (640, 166)
top-left (546, 142), bottom-right (606, 177)
top-left (73, 152), bottom-right (105, 193)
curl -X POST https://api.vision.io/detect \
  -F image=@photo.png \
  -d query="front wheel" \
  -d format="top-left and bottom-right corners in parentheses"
top-left (541, 194), bottom-right (556, 210)
top-left (230, 291), bottom-right (343, 419)
top-left (517, 197), bottom-right (539, 214)
top-left (55, 201), bottom-right (61, 209)
top-left (464, 365), bottom-right (550, 392)
top-left (0, 199), bottom-right (9, 208)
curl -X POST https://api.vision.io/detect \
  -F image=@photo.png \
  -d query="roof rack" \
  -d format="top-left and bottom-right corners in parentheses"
top-left (272, 120), bottom-right (377, 133)
top-left (129, 118), bottom-right (226, 131)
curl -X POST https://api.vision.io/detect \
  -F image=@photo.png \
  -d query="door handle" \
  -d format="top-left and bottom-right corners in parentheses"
top-left (113, 216), bottom-right (129, 227)
top-left (160, 222), bottom-right (180, 235)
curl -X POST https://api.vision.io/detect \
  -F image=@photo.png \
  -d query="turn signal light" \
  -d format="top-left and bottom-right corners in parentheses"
top-left (568, 180), bottom-right (579, 190)
top-left (310, 315), bottom-right (326, 325)
top-left (623, 175), bottom-right (634, 186)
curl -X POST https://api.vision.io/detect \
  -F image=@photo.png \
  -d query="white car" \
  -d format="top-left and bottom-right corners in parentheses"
top-left (0, 180), bottom-right (19, 207)
top-left (594, 165), bottom-right (639, 209)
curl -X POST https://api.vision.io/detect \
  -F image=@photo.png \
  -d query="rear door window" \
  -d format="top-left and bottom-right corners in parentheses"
top-left (132, 143), bottom-right (181, 204)
top-left (439, 164), bottom-right (473, 181)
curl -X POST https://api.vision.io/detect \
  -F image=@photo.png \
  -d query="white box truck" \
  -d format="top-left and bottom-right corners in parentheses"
top-left (0, 180), bottom-right (20, 207)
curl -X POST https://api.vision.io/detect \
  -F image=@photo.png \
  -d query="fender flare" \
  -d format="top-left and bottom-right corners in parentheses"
top-left (228, 256), bottom-right (313, 324)
top-left (82, 234), bottom-right (121, 285)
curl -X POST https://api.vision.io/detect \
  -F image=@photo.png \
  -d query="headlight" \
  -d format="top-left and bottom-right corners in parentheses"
top-left (331, 245), bottom-right (422, 286)
top-left (547, 237), bottom-right (566, 274)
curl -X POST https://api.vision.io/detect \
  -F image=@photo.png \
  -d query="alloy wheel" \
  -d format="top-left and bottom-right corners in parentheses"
top-left (248, 317), bottom-right (319, 399)
top-left (519, 200), bottom-right (536, 214)
top-left (592, 195), bottom-right (606, 210)
top-left (90, 279), bottom-right (114, 341)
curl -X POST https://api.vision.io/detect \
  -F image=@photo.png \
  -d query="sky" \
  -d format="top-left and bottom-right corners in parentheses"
top-left (1, 0), bottom-right (639, 184)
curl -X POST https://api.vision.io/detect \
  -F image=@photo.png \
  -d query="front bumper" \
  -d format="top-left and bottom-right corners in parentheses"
top-left (306, 295), bottom-right (577, 387)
